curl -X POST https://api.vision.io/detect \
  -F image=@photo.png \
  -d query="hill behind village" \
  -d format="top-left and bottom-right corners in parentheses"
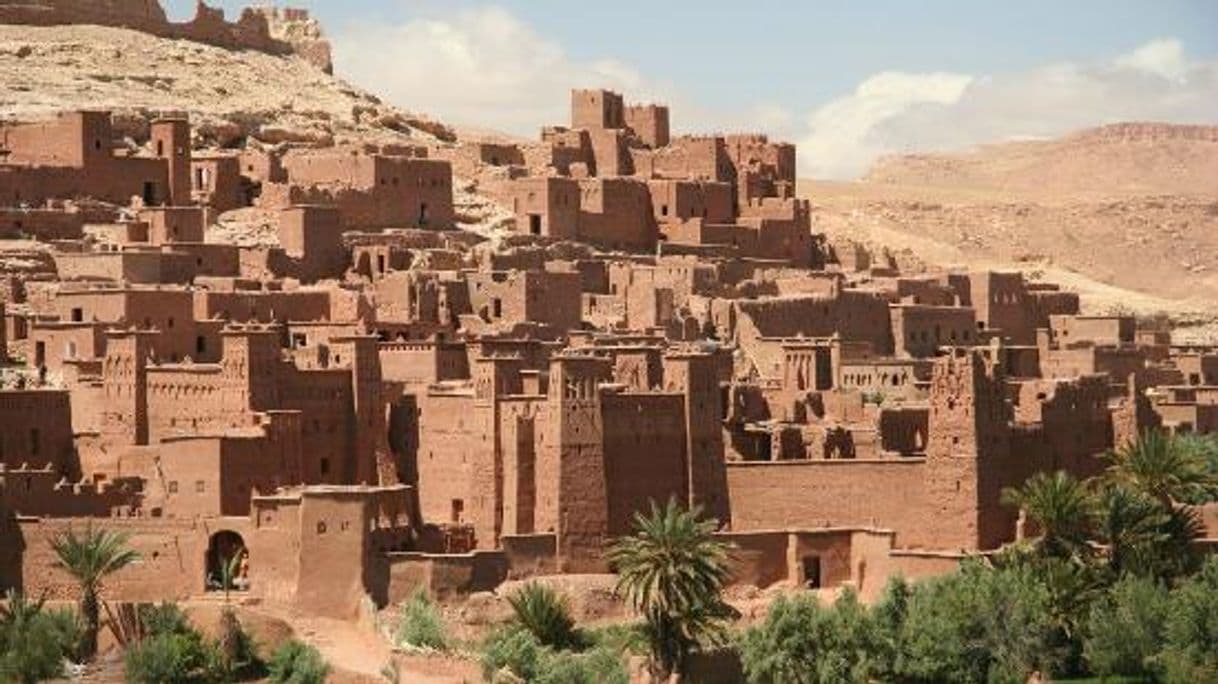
top-left (804, 122), bottom-right (1218, 340)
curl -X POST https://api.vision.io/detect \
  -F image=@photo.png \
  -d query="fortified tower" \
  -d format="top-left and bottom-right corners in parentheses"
top-left (922, 348), bottom-right (1012, 550)
top-left (150, 118), bottom-right (191, 206)
top-left (101, 328), bottom-right (157, 445)
top-left (663, 351), bottom-right (729, 524)
top-left (539, 353), bottom-right (612, 572)
top-left (219, 324), bottom-right (282, 417)
top-left (467, 355), bottom-right (526, 548)
top-left (329, 333), bottom-right (388, 486)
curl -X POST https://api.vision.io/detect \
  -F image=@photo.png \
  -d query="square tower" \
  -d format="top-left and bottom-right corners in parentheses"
top-left (571, 89), bottom-right (625, 130)
top-left (150, 118), bottom-right (192, 206)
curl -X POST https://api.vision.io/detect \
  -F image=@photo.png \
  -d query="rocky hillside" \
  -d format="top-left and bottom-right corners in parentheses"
top-left (0, 23), bottom-right (453, 149)
top-left (806, 122), bottom-right (1218, 339)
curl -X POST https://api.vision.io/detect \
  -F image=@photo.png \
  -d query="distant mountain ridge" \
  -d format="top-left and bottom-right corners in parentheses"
top-left (864, 121), bottom-right (1218, 199)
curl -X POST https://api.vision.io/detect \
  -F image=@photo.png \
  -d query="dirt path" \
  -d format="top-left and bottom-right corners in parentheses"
top-left (243, 603), bottom-right (477, 683)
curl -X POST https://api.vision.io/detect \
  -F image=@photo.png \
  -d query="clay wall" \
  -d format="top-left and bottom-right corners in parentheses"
top-left (414, 391), bottom-right (488, 530)
top-left (1175, 354), bottom-right (1218, 386)
top-left (193, 288), bottom-right (331, 323)
top-left (0, 390), bottom-right (73, 471)
top-left (191, 154), bottom-right (244, 213)
top-left (1050, 315), bottom-right (1135, 347)
top-left (49, 288), bottom-right (196, 361)
top-left (571, 89), bottom-right (625, 130)
top-left (379, 341), bottom-right (469, 387)
top-left (576, 178), bottom-right (657, 250)
top-left (27, 323), bottom-right (105, 372)
top-left (0, 208), bottom-right (85, 240)
top-left (725, 460), bottom-right (926, 541)
top-left (647, 136), bottom-right (733, 182)
top-left (53, 250), bottom-right (197, 285)
top-left (890, 305), bottom-right (978, 358)
top-left (0, 466), bottom-right (138, 517)
top-left (648, 179), bottom-right (734, 224)
top-left (382, 550), bottom-right (508, 604)
top-left (600, 392), bottom-right (688, 535)
top-left (624, 104), bottom-right (670, 148)
top-left (496, 176), bottom-right (579, 239)
top-left (15, 517), bottom-right (210, 601)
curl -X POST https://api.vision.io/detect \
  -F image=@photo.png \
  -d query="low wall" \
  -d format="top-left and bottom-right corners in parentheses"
top-left (501, 533), bottom-right (557, 580)
top-left (383, 550), bottom-right (507, 604)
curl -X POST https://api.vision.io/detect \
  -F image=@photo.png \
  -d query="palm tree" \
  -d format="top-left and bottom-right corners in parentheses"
top-left (50, 525), bottom-right (140, 660)
top-left (1093, 484), bottom-right (1170, 576)
top-left (1001, 471), bottom-right (1095, 560)
top-left (1105, 430), bottom-right (1218, 505)
top-left (607, 498), bottom-right (735, 679)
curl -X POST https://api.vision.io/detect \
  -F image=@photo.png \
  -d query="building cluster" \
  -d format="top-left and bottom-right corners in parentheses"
top-left (0, 88), bottom-right (1213, 615)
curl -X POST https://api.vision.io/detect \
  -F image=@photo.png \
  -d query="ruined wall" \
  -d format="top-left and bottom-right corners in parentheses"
top-left (0, 1), bottom-right (333, 72)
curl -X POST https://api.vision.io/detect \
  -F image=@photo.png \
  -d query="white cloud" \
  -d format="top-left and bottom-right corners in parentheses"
top-left (798, 38), bottom-right (1218, 179)
top-left (1116, 38), bottom-right (1188, 81)
top-left (331, 6), bottom-right (651, 136)
top-left (797, 71), bottom-right (973, 179)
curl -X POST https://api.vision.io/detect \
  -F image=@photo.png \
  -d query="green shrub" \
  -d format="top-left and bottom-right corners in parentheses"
top-left (896, 560), bottom-right (1064, 683)
top-left (739, 588), bottom-right (887, 684)
top-left (1084, 574), bottom-right (1170, 679)
top-left (395, 589), bottom-right (449, 651)
top-left (479, 626), bottom-right (627, 684)
top-left (139, 602), bottom-right (192, 638)
top-left (482, 626), bottom-right (546, 681)
top-left (537, 646), bottom-right (629, 684)
top-left (1160, 557), bottom-right (1218, 683)
top-left (124, 629), bottom-right (223, 684)
top-left (267, 640), bottom-right (329, 684)
top-left (506, 582), bottom-right (583, 650)
top-left (0, 593), bottom-right (81, 684)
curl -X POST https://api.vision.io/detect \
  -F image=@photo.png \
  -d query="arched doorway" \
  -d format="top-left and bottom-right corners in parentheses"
top-left (205, 531), bottom-right (249, 593)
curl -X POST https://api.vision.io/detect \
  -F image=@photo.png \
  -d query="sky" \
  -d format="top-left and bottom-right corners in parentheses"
top-left (164, 1), bottom-right (1218, 178)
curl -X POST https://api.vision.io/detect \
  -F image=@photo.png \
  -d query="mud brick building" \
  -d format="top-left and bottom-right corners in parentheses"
top-left (0, 78), bottom-right (1214, 617)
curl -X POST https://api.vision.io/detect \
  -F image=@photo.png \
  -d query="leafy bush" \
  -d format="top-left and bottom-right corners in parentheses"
top-left (0, 593), bottom-right (81, 684)
top-left (1084, 574), bottom-right (1170, 679)
top-left (1160, 556), bottom-right (1218, 683)
top-left (267, 640), bottom-right (329, 684)
top-left (395, 589), bottom-right (449, 651)
top-left (139, 602), bottom-right (193, 638)
top-left (506, 582), bottom-right (583, 650)
top-left (124, 629), bottom-right (223, 684)
top-left (482, 626), bottom-right (546, 681)
top-left (738, 588), bottom-right (887, 684)
top-left (480, 626), bottom-right (627, 684)
top-left (896, 560), bottom-right (1064, 684)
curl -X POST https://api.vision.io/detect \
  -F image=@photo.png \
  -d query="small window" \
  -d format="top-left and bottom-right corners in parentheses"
top-left (29, 428), bottom-right (40, 456)
top-left (168, 481), bottom-right (178, 494)
top-left (320, 458), bottom-right (330, 476)
top-left (195, 480), bottom-right (205, 493)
